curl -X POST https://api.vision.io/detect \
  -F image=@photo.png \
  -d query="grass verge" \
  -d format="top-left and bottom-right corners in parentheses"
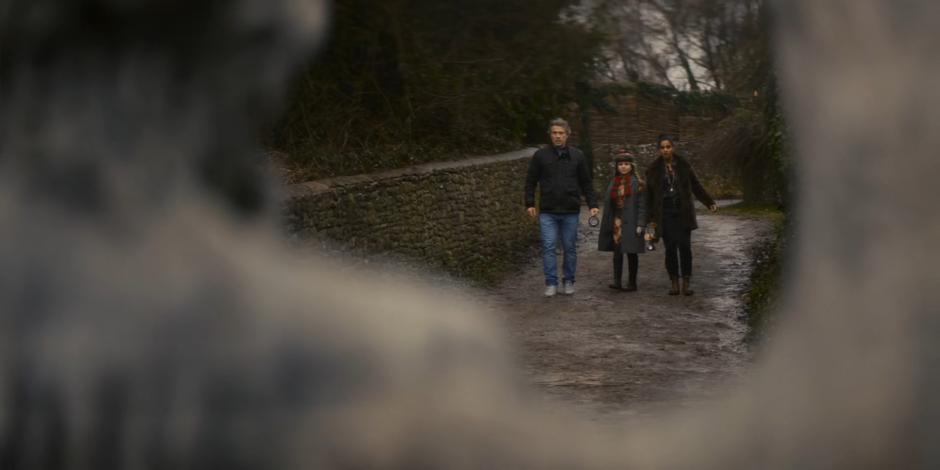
top-left (723, 202), bottom-right (789, 344)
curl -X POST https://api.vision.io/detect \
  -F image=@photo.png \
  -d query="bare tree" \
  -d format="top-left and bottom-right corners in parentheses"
top-left (584, 0), bottom-right (766, 93)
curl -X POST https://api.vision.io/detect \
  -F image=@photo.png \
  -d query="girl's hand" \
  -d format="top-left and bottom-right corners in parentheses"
top-left (636, 227), bottom-right (644, 236)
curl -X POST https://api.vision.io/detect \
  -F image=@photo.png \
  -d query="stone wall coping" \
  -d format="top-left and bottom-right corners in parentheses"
top-left (283, 147), bottom-right (538, 199)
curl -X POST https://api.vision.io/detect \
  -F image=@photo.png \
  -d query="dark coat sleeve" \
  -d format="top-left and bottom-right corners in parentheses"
top-left (578, 155), bottom-right (598, 209)
top-left (688, 164), bottom-right (716, 208)
top-left (524, 152), bottom-right (540, 208)
top-left (636, 182), bottom-right (647, 228)
top-left (644, 166), bottom-right (660, 228)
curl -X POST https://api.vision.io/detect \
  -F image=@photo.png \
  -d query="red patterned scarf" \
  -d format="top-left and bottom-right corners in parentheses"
top-left (610, 175), bottom-right (633, 203)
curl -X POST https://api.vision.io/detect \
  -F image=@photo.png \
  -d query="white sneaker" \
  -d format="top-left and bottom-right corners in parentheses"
top-left (562, 280), bottom-right (575, 295)
top-left (544, 285), bottom-right (557, 297)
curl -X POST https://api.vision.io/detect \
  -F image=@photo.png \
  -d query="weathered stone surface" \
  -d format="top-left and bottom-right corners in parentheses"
top-left (283, 149), bottom-right (540, 282)
top-left (569, 89), bottom-right (740, 198)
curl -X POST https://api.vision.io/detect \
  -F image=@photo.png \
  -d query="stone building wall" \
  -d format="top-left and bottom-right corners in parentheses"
top-left (283, 149), bottom-right (540, 283)
top-left (578, 93), bottom-right (730, 144)
top-left (567, 89), bottom-right (739, 199)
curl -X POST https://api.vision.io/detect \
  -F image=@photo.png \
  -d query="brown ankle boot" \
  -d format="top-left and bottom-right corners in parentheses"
top-left (681, 277), bottom-right (694, 296)
top-left (669, 277), bottom-right (680, 295)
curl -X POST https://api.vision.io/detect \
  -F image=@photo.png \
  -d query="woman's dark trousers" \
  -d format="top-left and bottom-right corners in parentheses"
top-left (661, 203), bottom-right (692, 279)
top-left (613, 252), bottom-right (639, 288)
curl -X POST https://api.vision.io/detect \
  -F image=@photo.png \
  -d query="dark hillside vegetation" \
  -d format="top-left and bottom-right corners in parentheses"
top-left (269, 0), bottom-right (603, 181)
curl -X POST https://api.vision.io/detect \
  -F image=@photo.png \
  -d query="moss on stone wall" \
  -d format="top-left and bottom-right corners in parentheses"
top-left (283, 150), bottom-right (540, 285)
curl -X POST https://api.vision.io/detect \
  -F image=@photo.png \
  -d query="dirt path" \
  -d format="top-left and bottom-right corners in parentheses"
top-left (482, 203), bottom-right (773, 424)
top-left (301, 201), bottom-right (773, 425)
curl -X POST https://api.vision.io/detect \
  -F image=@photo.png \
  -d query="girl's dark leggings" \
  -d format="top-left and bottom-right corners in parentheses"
top-left (662, 207), bottom-right (692, 278)
top-left (613, 252), bottom-right (638, 282)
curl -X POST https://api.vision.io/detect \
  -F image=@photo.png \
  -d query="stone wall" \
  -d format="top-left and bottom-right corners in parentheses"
top-left (568, 90), bottom-right (740, 199)
top-left (589, 142), bottom-right (741, 200)
top-left (283, 149), bottom-right (541, 283)
top-left (571, 94), bottom-right (730, 154)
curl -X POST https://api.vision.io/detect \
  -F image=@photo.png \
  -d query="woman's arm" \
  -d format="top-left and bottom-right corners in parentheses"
top-left (688, 166), bottom-right (718, 211)
top-left (644, 167), bottom-right (659, 224)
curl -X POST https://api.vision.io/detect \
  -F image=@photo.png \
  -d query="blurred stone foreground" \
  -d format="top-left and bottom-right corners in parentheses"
top-left (2, 1), bottom-right (940, 469)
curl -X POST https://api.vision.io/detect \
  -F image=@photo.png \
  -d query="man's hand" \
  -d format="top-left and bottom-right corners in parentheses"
top-left (527, 207), bottom-right (537, 218)
top-left (590, 207), bottom-right (599, 217)
top-left (636, 226), bottom-right (644, 236)
top-left (709, 204), bottom-right (719, 213)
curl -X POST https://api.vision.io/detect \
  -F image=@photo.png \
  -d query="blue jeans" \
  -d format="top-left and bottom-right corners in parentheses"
top-left (539, 212), bottom-right (579, 286)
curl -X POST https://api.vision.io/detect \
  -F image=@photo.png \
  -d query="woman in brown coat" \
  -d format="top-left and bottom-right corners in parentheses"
top-left (644, 135), bottom-right (718, 295)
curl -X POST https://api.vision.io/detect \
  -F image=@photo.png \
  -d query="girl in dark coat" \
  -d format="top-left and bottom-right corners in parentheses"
top-left (598, 152), bottom-right (646, 291)
top-left (644, 135), bottom-right (718, 295)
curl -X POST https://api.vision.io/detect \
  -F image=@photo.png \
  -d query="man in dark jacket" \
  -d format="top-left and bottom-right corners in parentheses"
top-left (524, 118), bottom-right (599, 297)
